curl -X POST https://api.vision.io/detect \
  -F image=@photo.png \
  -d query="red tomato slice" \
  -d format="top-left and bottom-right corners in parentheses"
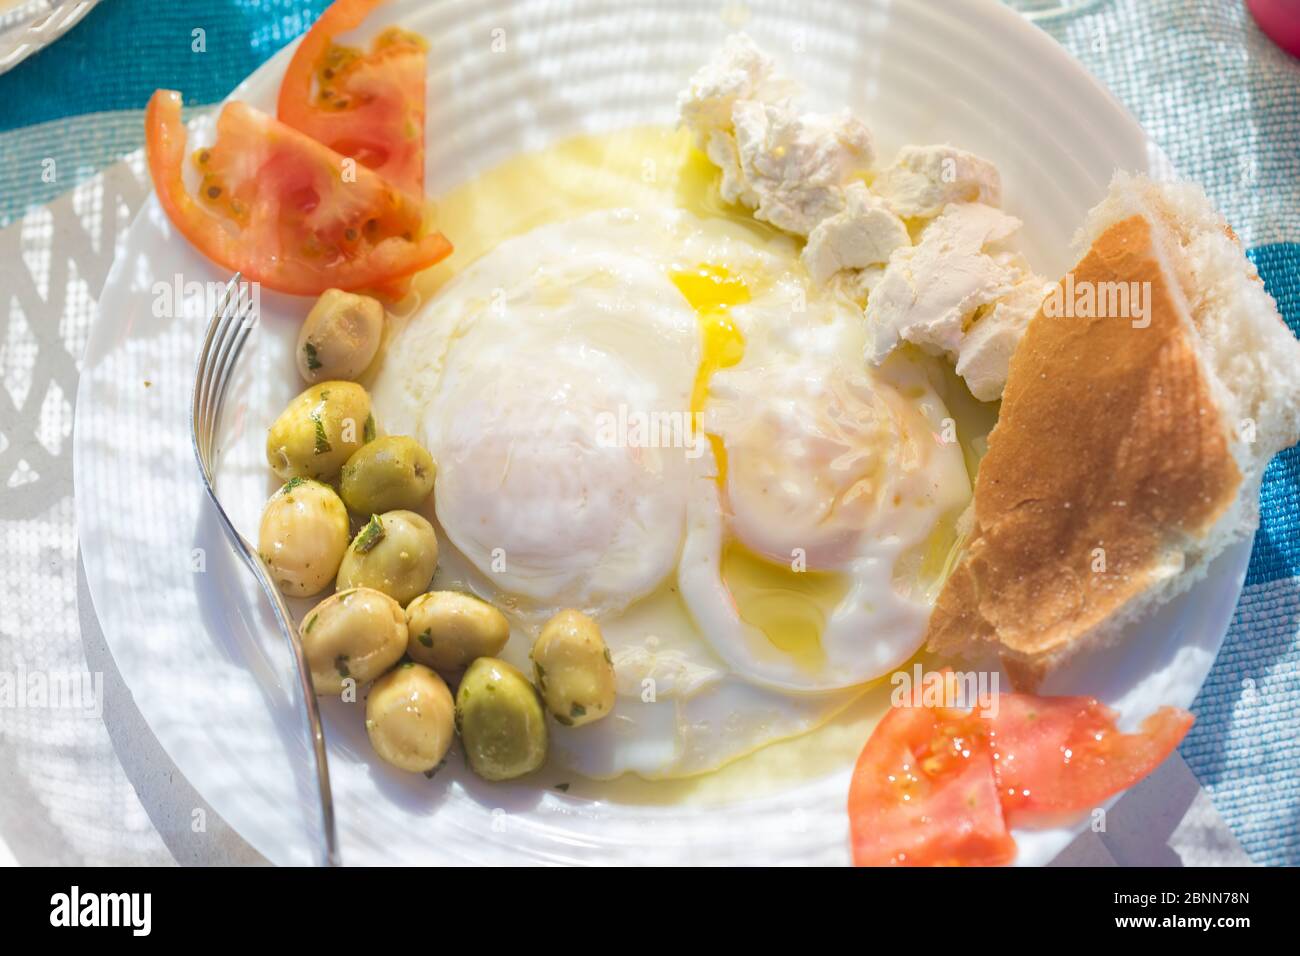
top-left (277, 0), bottom-right (426, 196)
top-left (988, 696), bottom-right (1193, 819)
top-left (145, 89), bottom-right (450, 297)
top-left (848, 681), bottom-right (1194, 866)
top-left (848, 705), bottom-right (1017, 867)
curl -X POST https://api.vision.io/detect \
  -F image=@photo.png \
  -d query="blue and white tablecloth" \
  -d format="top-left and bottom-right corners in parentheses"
top-left (0, 0), bottom-right (1295, 865)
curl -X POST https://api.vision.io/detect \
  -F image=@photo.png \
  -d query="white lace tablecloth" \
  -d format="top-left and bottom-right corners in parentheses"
top-left (0, 155), bottom-right (261, 865)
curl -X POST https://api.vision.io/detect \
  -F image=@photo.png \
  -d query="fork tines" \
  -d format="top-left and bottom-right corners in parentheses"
top-left (192, 274), bottom-right (256, 475)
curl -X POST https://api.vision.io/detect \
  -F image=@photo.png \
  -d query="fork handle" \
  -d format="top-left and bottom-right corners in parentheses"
top-left (233, 533), bottom-right (342, 867)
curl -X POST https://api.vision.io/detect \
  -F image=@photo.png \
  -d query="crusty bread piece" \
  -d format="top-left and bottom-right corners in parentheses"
top-left (925, 173), bottom-right (1300, 685)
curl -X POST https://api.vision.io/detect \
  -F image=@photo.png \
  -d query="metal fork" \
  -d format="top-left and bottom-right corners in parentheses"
top-left (190, 273), bottom-right (341, 867)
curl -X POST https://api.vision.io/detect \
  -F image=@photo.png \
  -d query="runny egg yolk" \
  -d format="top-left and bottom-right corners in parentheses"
top-left (671, 263), bottom-right (849, 671)
top-left (670, 263), bottom-right (747, 470)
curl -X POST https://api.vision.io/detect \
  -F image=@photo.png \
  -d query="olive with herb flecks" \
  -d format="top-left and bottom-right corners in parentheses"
top-left (296, 288), bottom-right (384, 384)
top-left (456, 657), bottom-right (547, 781)
top-left (532, 609), bottom-right (615, 727)
top-left (366, 663), bottom-right (455, 773)
top-left (336, 510), bottom-right (438, 605)
top-left (266, 380), bottom-right (372, 481)
top-left (300, 586), bottom-right (406, 695)
top-left (258, 478), bottom-right (349, 597)
top-left (406, 591), bottom-right (509, 675)
top-left (340, 435), bottom-right (436, 514)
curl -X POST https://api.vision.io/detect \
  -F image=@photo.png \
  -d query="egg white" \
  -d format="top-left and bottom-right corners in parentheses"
top-left (682, 281), bottom-right (972, 692)
top-left (372, 205), bottom-right (970, 778)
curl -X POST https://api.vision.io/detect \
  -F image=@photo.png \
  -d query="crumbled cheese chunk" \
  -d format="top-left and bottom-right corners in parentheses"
top-left (802, 182), bottom-right (910, 283)
top-left (872, 144), bottom-right (1002, 220)
top-left (865, 202), bottom-right (1044, 399)
top-left (679, 33), bottom-right (873, 238)
top-left (956, 270), bottom-right (1052, 401)
top-left (844, 263), bottom-right (888, 300)
top-left (678, 33), bottom-right (793, 151)
top-left (681, 38), bottom-right (1038, 400)
top-left (732, 101), bottom-right (874, 236)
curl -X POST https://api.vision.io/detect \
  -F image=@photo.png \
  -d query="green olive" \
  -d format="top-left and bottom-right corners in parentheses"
top-left (336, 510), bottom-right (438, 605)
top-left (258, 478), bottom-right (350, 597)
top-left (266, 381), bottom-right (373, 481)
top-left (340, 435), bottom-right (436, 515)
top-left (366, 663), bottom-right (455, 773)
top-left (297, 289), bottom-right (385, 384)
top-left (406, 591), bottom-right (509, 675)
top-left (532, 609), bottom-right (616, 727)
top-left (455, 657), bottom-right (547, 781)
top-left (300, 587), bottom-right (407, 695)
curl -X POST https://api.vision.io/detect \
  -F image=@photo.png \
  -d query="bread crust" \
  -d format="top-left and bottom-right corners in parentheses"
top-left (925, 214), bottom-right (1242, 673)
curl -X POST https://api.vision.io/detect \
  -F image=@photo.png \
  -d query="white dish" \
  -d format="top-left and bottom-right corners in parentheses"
top-left (0, 0), bottom-right (101, 75)
top-left (74, 0), bottom-right (1249, 865)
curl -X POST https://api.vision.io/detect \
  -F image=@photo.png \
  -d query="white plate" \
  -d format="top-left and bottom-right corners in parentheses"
top-left (74, 0), bottom-right (1249, 866)
top-left (0, 0), bottom-right (101, 75)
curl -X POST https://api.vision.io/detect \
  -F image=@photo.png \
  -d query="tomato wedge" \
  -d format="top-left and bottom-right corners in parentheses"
top-left (848, 685), bottom-right (1194, 866)
top-left (277, 0), bottom-right (427, 196)
top-left (849, 705), bottom-right (1017, 867)
top-left (988, 696), bottom-right (1193, 818)
top-left (145, 89), bottom-right (450, 297)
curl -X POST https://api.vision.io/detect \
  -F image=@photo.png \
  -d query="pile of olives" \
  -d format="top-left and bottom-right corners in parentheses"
top-left (256, 289), bottom-right (618, 785)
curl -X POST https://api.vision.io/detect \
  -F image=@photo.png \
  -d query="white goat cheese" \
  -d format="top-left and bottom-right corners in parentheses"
top-left (679, 34), bottom-right (873, 238)
top-left (678, 33), bottom-right (792, 149)
top-left (731, 102), bottom-right (874, 236)
top-left (872, 144), bottom-right (1002, 220)
top-left (865, 202), bottom-right (1022, 362)
top-left (681, 38), bottom-right (1039, 400)
top-left (802, 182), bottom-right (910, 283)
top-left (956, 269), bottom-right (1052, 401)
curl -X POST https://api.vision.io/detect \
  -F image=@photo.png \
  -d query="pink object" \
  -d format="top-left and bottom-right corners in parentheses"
top-left (1248, 0), bottom-right (1300, 58)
